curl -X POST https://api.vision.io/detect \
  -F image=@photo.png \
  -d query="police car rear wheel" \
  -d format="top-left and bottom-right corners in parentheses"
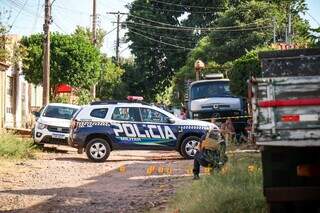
top-left (180, 136), bottom-right (200, 159)
top-left (86, 138), bottom-right (110, 162)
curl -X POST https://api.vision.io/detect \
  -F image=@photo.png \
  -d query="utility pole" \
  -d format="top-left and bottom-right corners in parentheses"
top-left (42, 0), bottom-right (51, 106)
top-left (92, 0), bottom-right (97, 45)
top-left (91, 0), bottom-right (97, 98)
top-left (273, 16), bottom-right (276, 43)
top-left (107, 11), bottom-right (127, 64)
top-left (288, 6), bottom-right (292, 45)
top-left (116, 11), bottom-right (120, 64)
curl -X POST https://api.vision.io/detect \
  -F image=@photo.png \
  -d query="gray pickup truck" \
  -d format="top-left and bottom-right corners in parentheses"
top-left (251, 48), bottom-right (320, 212)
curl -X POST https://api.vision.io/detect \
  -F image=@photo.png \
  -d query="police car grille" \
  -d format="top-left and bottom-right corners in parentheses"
top-left (47, 126), bottom-right (69, 133)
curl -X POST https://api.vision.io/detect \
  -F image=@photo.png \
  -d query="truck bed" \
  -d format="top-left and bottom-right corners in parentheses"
top-left (252, 75), bottom-right (320, 146)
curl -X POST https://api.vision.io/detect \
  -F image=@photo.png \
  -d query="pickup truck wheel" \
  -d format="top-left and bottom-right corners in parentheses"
top-left (180, 136), bottom-right (200, 159)
top-left (86, 138), bottom-right (110, 162)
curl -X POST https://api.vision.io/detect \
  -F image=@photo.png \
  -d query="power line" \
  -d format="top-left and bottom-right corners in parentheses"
top-left (30, 0), bottom-right (41, 33)
top-left (129, 27), bottom-right (196, 45)
top-left (7, 0), bottom-right (42, 18)
top-left (8, 0), bottom-right (29, 31)
top-left (52, 21), bottom-right (66, 33)
top-left (128, 14), bottom-right (268, 30)
top-left (306, 11), bottom-right (320, 27)
top-left (125, 21), bottom-right (272, 32)
top-left (149, 0), bottom-right (225, 10)
top-left (106, 26), bottom-right (117, 35)
top-left (54, 4), bottom-right (90, 16)
top-left (129, 3), bottom-right (219, 14)
top-left (130, 29), bottom-right (193, 50)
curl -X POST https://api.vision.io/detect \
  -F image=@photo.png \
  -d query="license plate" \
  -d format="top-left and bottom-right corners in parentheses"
top-left (52, 133), bottom-right (65, 139)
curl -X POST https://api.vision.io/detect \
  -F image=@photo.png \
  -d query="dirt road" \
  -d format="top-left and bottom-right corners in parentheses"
top-left (0, 147), bottom-right (195, 213)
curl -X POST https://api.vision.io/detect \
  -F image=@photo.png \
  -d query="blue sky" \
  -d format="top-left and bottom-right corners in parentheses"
top-left (1, 0), bottom-right (319, 58)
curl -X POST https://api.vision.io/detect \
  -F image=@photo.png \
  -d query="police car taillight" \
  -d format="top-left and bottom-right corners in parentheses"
top-left (127, 96), bottom-right (144, 101)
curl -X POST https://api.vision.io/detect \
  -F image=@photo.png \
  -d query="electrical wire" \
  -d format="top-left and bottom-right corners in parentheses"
top-left (54, 4), bottom-right (91, 16)
top-left (129, 3), bottom-right (219, 14)
top-left (30, 0), bottom-right (41, 33)
top-left (7, 0), bottom-right (42, 18)
top-left (130, 29), bottom-right (193, 50)
top-left (128, 26), bottom-right (197, 45)
top-left (128, 14), bottom-right (268, 30)
top-left (125, 21), bottom-right (272, 32)
top-left (149, 0), bottom-right (225, 10)
top-left (8, 0), bottom-right (29, 31)
top-left (52, 21), bottom-right (67, 33)
top-left (306, 11), bottom-right (320, 27)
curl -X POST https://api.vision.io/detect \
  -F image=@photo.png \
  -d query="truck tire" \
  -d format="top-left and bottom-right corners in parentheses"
top-left (180, 136), bottom-right (200, 159)
top-left (86, 138), bottom-right (111, 162)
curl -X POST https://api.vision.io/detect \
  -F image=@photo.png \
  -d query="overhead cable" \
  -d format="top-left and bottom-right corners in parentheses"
top-left (149, 0), bottom-right (225, 10)
top-left (130, 29), bottom-right (193, 50)
top-left (125, 21), bottom-right (272, 32)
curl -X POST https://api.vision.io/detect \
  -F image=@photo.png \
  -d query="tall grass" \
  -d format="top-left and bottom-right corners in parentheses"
top-left (0, 131), bottom-right (37, 159)
top-left (168, 154), bottom-right (266, 213)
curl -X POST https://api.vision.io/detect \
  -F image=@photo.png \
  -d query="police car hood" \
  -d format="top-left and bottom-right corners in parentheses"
top-left (190, 97), bottom-right (241, 111)
top-left (176, 119), bottom-right (219, 130)
top-left (37, 117), bottom-right (71, 128)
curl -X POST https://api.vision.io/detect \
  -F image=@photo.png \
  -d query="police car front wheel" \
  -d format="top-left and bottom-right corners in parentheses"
top-left (86, 138), bottom-right (111, 162)
top-left (180, 136), bottom-right (200, 159)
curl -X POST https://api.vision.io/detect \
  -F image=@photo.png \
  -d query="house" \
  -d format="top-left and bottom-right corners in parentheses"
top-left (0, 35), bottom-right (43, 129)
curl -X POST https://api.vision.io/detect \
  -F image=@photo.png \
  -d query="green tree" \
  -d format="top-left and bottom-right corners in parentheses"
top-left (0, 24), bottom-right (8, 62)
top-left (125, 0), bottom-right (229, 101)
top-left (173, 0), bottom-right (311, 101)
top-left (21, 33), bottom-right (101, 93)
top-left (73, 26), bottom-right (106, 49)
top-left (228, 47), bottom-right (274, 97)
top-left (97, 55), bottom-right (124, 99)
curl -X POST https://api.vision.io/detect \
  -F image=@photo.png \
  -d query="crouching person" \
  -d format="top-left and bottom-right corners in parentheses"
top-left (193, 128), bottom-right (228, 180)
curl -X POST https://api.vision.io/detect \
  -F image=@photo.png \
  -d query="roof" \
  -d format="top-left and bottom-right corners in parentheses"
top-left (47, 103), bottom-right (81, 108)
top-left (91, 100), bottom-right (149, 106)
top-left (190, 79), bottom-right (230, 86)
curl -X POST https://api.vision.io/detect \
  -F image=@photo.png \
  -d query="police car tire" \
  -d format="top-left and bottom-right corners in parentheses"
top-left (180, 136), bottom-right (200, 159)
top-left (86, 138), bottom-right (111, 162)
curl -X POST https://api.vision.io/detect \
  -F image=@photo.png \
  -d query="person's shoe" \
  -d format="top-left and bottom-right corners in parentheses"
top-left (193, 174), bottom-right (200, 180)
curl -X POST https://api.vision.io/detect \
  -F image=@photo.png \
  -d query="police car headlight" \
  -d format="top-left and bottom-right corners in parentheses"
top-left (193, 113), bottom-right (199, 118)
top-left (37, 122), bottom-right (47, 130)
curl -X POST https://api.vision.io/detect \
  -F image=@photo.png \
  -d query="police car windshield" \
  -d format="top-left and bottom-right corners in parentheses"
top-left (42, 105), bottom-right (79, 120)
top-left (151, 106), bottom-right (178, 119)
top-left (191, 81), bottom-right (231, 100)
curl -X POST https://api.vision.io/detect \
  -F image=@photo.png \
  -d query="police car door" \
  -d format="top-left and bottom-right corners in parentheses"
top-left (138, 107), bottom-right (179, 149)
top-left (110, 106), bottom-right (143, 149)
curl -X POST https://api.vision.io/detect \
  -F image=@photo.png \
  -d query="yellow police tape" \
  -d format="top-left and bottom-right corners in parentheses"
top-left (117, 165), bottom-right (233, 176)
top-left (199, 115), bottom-right (252, 121)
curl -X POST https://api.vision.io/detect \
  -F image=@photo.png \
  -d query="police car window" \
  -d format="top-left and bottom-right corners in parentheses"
top-left (112, 107), bottom-right (141, 122)
top-left (140, 108), bottom-right (169, 123)
top-left (90, 108), bottom-right (108, 119)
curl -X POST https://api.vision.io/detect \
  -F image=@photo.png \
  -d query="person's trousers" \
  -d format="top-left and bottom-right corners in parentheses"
top-left (193, 151), bottom-right (210, 175)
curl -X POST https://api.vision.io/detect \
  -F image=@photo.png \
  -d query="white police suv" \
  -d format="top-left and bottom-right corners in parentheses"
top-left (68, 101), bottom-right (218, 162)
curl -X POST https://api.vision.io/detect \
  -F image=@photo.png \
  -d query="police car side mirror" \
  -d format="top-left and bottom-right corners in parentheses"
top-left (168, 118), bottom-right (175, 124)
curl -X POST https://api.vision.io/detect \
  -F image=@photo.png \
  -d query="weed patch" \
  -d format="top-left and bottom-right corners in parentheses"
top-left (0, 131), bottom-right (37, 159)
top-left (168, 154), bottom-right (266, 213)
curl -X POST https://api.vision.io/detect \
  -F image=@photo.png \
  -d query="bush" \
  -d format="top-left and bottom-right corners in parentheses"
top-left (168, 154), bottom-right (266, 213)
top-left (0, 131), bottom-right (37, 159)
